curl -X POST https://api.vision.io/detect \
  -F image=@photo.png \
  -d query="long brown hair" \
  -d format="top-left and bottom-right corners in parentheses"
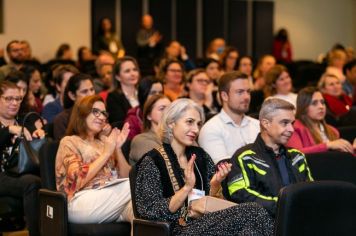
top-left (66, 95), bottom-right (104, 139)
top-left (264, 64), bottom-right (288, 98)
top-left (142, 94), bottom-right (170, 131)
top-left (296, 87), bottom-right (337, 143)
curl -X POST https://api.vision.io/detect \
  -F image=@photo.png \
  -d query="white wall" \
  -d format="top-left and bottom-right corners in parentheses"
top-left (274, 0), bottom-right (355, 61)
top-left (0, 0), bottom-right (90, 62)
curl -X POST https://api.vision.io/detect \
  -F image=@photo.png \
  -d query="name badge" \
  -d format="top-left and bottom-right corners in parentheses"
top-left (188, 188), bottom-right (205, 205)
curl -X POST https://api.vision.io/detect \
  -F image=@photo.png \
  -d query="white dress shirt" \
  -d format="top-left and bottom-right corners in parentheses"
top-left (198, 109), bottom-right (260, 164)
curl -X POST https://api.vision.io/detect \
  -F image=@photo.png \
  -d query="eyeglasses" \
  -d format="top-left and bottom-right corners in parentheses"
top-left (167, 69), bottom-right (183, 73)
top-left (91, 108), bottom-right (109, 119)
top-left (195, 79), bottom-right (211, 85)
top-left (1, 96), bottom-right (23, 103)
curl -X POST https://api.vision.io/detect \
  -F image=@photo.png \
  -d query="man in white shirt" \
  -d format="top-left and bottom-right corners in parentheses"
top-left (198, 71), bottom-right (260, 164)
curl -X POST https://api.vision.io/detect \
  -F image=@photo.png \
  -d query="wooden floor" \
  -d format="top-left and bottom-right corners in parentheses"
top-left (2, 229), bottom-right (29, 236)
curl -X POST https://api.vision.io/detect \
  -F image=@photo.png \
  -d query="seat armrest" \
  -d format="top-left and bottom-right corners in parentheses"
top-left (39, 189), bottom-right (68, 236)
top-left (133, 218), bottom-right (171, 236)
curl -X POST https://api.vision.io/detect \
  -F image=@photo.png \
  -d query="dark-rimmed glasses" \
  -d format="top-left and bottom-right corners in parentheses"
top-left (91, 108), bottom-right (109, 119)
top-left (1, 96), bottom-right (23, 103)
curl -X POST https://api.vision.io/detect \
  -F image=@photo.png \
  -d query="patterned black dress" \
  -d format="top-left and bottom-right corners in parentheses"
top-left (135, 143), bottom-right (274, 235)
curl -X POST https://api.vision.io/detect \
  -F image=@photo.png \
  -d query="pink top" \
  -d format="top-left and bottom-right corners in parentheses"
top-left (55, 135), bottom-right (118, 201)
top-left (287, 119), bottom-right (339, 154)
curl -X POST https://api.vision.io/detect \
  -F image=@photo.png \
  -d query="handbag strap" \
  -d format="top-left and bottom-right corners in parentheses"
top-left (156, 146), bottom-right (189, 226)
top-left (20, 112), bottom-right (45, 137)
top-left (155, 146), bottom-right (180, 192)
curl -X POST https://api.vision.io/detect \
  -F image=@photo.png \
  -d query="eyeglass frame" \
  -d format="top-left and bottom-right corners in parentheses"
top-left (91, 108), bottom-right (109, 119)
top-left (0, 95), bottom-right (23, 103)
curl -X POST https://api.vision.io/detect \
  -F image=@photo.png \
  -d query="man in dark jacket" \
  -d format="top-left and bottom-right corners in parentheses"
top-left (226, 98), bottom-right (313, 216)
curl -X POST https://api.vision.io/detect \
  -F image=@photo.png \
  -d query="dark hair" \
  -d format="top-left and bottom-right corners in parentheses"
top-left (143, 94), bottom-right (170, 131)
top-left (296, 87), bottom-right (337, 143)
top-left (138, 76), bottom-right (162, 110)
top-left (4, 71), bottom-right (31, 114)
top-left (159, 58), bottom-right (185, 83)
top-left (56, 43), bottom-right (71, 59)
top-left (186, 68), bottom-right (206, 83)
top-left (343, 59), bottom-right (356, 74)
top-left (0, 81), bottom-right (20, 96)
top-left (264, 64), bottom-right (289, 97)
top-left (112, 56), bottom-right (140, 91)
top-left (66, 95), bottom-right (104, 138)
top-left (218, 71), bottom-right (248, 95)
top-left (275, 28), bottom-right (289, 42)
top-left (98, 17), bottom-right (114, 35)
top-left (77, 46), bottom-right (88, 66)
top-left (220, 46), bottom-right (239, 71)
top-left (52, 64), bottom-right (79, 86)
top-left (63, 73), bottom-right (94, 109)
top-left (6, 40), bottom-right (20, 53)
top-left (200, 58), bottom-right (221, 70)
top-left (237, 56), bottom-right (253, 69)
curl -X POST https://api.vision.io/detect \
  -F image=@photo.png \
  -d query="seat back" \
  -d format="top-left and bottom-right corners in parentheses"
top-left (275, 181), bottom-right (356, 236)
top-left (306, 151), bottom-right (356, 185)
top-left (338, 126), bottom-right (356, 143)
top-left (129, 166), bottom-right (139, 218)
top-left (39, 140), bottom-right (60, 190)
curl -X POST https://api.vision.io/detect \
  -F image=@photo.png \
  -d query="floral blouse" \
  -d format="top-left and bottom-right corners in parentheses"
top-left (55, 135), bottom-right (118, 201)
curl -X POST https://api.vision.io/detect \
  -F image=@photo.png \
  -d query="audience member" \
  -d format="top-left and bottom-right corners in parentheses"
top-left (163, 40), bottom-right (195, 71)
top-left (185, 69), bottom-right (218, 120)
top-left (53, 73), bottom-right (95, 140)
top-left (253, 55), bottom-right (276, 90)
top-left (237, 56), bottom-right (254, 89)
top-left (318, 73), bottom-right (355, 126)
top-left (264, 64), bottom-right (297, 107)
top-left (161, 59), bottom-right (187, 101)
top-left (202, 58), bottom-right (222, 87)
top-left (20, 65), bottom-right (43, 113)
top-left (220, 46), bottom-right (239, 74)
top-left (226, 98), bottom-right (313, 217)
top-left (76, 46), bottom-right (96, 74)
top-left (0, 40), bottom-right (25, 82)
top-left (107, 56), bottom-right (139, 127)
top-left (136, 14), bottom-right (163, 76)
top-left (129, 94), bottom-right (171, 164)
top-left (93, 51), bottom-right (115, 97)
top-left (96, 17), bottom-right (125, 58)
top-left (20, 40), bottom-right (41, 68)
top-left (42, 64), bottom-right (79, 123)
top-left (135, 98), bottom-right (274, 235)
top-left (55, 95), bottom-right (132, 225)
top-left (0, 81), bottom-right (43, 236)
top-left (205, 37), bottom-right (226, 61)
top-left (198, 71), bottom-right (259, 164)
top-left (273, 28), bottom-right (293, 64)
top-left (343, 59), bottom-right (356, 100)
top-left (287, 87), bottom-right (354, 154)
top-left (124, 76), bottom-right (163, 140)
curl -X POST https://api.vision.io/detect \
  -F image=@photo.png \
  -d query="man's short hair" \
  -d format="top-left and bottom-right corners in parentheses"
top-left (52, 64), bottom-right (79, 86)
top-left (218, 71), bottom-right (248, 95)
top-left (343, 59), bottom-right (356, 74)
top-left (259, 98), bottom-right (295, 122)
top-left (6, 40), bottom-right (20, 53)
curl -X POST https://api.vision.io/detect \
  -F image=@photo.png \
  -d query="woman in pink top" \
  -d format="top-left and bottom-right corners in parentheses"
top-left (287, 87), bottom-right (354, 154)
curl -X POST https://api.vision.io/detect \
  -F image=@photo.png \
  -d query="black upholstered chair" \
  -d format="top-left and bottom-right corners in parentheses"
top-left (275, 181), bottom-right (356, 236)
top-left (337, 125), bottom-right (356, 143)
top-left (306, 151), bottom-right (356, 185)
top-left (129, 165), bottom-right (171, 236)
top-left (38, 140), bottom-right (131, 236)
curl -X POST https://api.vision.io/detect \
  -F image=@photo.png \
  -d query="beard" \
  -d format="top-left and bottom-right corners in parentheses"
top-left (228, 102), bottom-right (250, 115)
top-left (11, 57), bottom-right (24, 65)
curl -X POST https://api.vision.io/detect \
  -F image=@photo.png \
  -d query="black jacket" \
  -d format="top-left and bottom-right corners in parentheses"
top-left (226, 134), bottom-right (313, 216)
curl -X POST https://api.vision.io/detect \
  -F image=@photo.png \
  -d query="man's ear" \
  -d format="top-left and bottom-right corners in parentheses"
top-left (220, 91), bottom-right (228, 102)
top-left (260, 118), bottom-right (269, 130)
top-left (68, 91), bottom-right (76, 101)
